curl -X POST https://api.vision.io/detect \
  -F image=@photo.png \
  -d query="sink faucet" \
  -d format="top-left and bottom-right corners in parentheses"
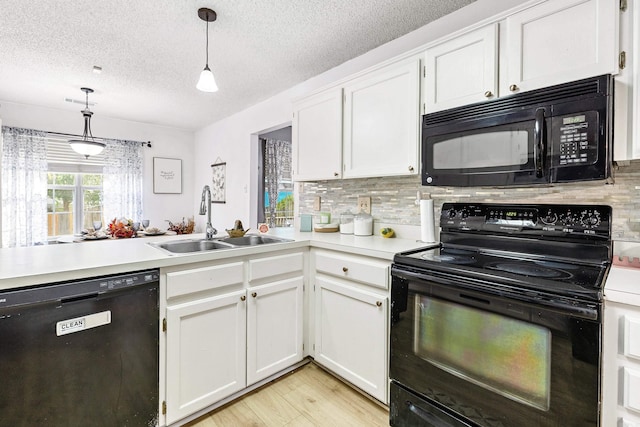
top-left (199, 185), bottom-right (217, 239)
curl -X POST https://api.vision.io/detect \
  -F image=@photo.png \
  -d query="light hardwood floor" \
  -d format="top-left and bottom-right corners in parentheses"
top-left (183, 362), bottom-right (389, 427)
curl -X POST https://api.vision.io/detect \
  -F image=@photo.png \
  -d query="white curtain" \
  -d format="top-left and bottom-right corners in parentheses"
top-left (1, 126), bottom-right (48, 247)
top-left (264, 139), bottom-right (292, 227)
top-left (102, 139), bottom-right (143, 223)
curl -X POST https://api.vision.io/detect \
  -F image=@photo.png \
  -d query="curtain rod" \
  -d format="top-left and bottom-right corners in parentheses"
top-left (45, 130), bottom-right (152, 148)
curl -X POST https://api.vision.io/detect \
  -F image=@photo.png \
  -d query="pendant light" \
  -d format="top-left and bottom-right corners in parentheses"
top-left (68, 87), bottom-right (105, 158)
top-left (196, 8), bottom-right (219, 92)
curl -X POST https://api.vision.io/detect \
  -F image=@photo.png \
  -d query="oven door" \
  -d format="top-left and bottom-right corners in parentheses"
top-left (390, 267), bottom-right (601, 427)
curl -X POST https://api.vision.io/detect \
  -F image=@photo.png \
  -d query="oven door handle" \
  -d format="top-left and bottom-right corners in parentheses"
top-left (406, 400), bottom-right (457, 427)
top-left (534, 107), bottom-right (546, 178)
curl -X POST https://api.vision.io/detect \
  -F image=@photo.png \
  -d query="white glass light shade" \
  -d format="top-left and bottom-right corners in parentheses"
top-left (69, 139), bottom-right (106, 157)
top-left (197, 66), bottom-right (218, 92)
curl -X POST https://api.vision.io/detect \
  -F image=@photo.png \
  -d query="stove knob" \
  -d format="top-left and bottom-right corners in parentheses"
top-left (580, 210), bottom-right (601, 228)
top-left (560, 212), bottom-right (575, 226)
top-left (459, 209), bottom-right (469, 219)
top-left (447, 209), bottom-right (457, 219)
top-left (541, 211), bottom-right (558, 225)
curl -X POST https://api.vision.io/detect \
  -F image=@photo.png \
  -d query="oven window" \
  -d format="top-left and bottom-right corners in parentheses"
top-left (432, 130), bottom-right (529, 169)
top-left (413, 295), bottom-right (551, 410)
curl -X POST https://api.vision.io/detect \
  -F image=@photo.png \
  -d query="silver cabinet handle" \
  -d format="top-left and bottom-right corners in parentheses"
top-left (484, 91), bottom-right (493, 98)
top-left (251, 292), bottom-right (257, 298)
top-left (240, 295), bottom-right (246, 301)
top-left (408, 166), bottom-right (414, 172)
top-left (376, 301), bottom-right (382, 307)
top-left (334, 172), bottom-right (339, 177)
top-left (342, 267), bottom-right (348, 273)
top-left (509, 84), bottom-right (519, 92)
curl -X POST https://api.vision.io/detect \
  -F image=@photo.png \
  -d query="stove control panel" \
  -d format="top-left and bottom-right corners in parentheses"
top-left (441, 203), bottom-right (611, 238)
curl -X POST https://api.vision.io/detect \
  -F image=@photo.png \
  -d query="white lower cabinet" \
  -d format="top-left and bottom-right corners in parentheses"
top-left (165, 290), bottom-right (247, 425)
top-left (312, 249), bottom-right (390, 403)
top-left (603, 299), bottom-right (640, 427)
top-left (163, 249), bottom-right (305, 426)
top-left (247, 276), bottom-right (304, 385)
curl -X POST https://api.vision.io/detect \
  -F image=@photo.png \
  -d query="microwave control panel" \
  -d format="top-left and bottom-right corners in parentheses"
top-left (552, 111), bottom-right (598, 167)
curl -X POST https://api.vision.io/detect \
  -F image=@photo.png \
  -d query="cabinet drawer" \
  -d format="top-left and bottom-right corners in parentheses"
top-left (249, 252), bottom-right (304, 282)
top-left (314, 251), bottom-right (389, 289)
top-left (166, 262), bottom-right (244, 299)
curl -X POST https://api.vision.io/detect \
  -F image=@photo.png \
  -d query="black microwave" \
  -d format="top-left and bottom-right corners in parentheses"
top-left (422, 74), bottom-right (613, 187)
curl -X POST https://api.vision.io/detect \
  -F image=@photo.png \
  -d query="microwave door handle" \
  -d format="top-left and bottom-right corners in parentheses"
top-left (534, 108), bottom-right (546, 178)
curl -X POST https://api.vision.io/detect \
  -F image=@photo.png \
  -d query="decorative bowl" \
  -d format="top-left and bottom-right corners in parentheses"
top-left (226, 229), bottom-right (248, 238)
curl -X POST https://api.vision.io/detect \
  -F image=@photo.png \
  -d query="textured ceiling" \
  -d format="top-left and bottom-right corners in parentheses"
top-left (0, 0), bottom-right (475, 131)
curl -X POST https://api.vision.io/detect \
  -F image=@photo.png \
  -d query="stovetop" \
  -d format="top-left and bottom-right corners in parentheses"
top-left (393, 202), bottom-right (613, 302)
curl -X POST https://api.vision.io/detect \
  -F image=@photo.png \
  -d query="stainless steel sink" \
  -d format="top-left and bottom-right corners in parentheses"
top-left (150, 235), bottom-right (292, 254)
top-left (153, 239), bottom-right (234, 254)
top-left (219, 235), bottom-right (292, 246)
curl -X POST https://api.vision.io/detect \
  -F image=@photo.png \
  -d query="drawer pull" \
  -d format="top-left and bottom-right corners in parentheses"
top-left (509, 84), bottom-right (519, 92)
top-left (408, 166), bottom-right (414, 172)
top-left (334, 172), bottom-right (339, 177)
top-left (240, 295), bottom-right (246, 301)
top-left (484, 90), bottom-right (493, 98)
top-left (251, 292), bottom-right (257, 298)
top-left (376, 301), bottom-right (382, 307)
top-left (342, 267), bottom-right (349, 273)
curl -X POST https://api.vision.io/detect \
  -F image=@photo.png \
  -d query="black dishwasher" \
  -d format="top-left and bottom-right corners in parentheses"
top-left (0, 269), bottom-right (159, 427)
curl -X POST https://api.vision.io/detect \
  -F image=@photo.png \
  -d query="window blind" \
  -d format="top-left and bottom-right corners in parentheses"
top-left (46, 136), bottom-right (105, 174)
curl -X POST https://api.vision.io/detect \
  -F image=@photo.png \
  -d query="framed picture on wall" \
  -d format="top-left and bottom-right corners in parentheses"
top-left (153, 157), bottom-right (182, 194)
top-left (211, 161), bottom-right (226, 203)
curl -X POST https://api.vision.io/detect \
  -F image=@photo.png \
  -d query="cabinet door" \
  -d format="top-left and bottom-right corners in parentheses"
top-left (424, 24), bottom-right (498, 112)
top-left (343, 58), bottom-right (421, 178)
top-left (503, 0), bottom-right (618, 95)
top-left (165, 290), bottom-right (246, 425)
top-left (314, 277), bottom-right (388, 403)
top-left (292, 88), bottom-right (343, 181)
top-left (247, 277), bottom-right (304, 385)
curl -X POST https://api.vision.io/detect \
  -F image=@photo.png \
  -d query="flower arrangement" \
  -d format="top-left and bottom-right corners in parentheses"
top-left (166, 217), bottom-right (195, 234)
top-left (107, 218), bottom-right (136, 238)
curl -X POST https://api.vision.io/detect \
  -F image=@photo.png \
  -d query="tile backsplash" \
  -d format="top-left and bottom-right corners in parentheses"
top-left (299, 160), bottom-right (640, 241)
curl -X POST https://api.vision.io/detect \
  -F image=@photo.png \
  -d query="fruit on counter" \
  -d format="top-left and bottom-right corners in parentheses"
top-left (380, 227), bottom-right (395, 238)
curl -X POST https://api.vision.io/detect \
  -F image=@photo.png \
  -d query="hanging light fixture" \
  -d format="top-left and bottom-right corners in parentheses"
top-left (68, 87), bottom-right (105, 158)
top-left (196, 7), bottom-right (219, 92)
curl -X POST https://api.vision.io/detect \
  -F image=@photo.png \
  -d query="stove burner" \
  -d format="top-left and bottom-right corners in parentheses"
top-left (486, 262), bottom-right (572, 279)
top-left (421, 253), bottom-right (477, 265)
top-left (534, 260), bottom-right (579, 270)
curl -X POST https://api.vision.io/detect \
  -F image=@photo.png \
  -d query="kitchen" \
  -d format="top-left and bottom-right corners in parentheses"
top-left (1, 0), bottom-right (640, 426)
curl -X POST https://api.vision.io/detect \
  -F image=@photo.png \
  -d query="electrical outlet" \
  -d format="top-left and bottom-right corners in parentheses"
top-left (314, 196), bottom-right (321, 211)
top-left (357, 196), bottom-right (371, 214)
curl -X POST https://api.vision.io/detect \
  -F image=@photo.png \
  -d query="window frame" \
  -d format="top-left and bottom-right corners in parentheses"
top-left (47, 172), bottom-right (103, 237)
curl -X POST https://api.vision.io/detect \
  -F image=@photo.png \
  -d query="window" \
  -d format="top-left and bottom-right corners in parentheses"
top-left (47, 173), bottom-right (104, 237)
top-left (258, 129), bottom-right (293, 228)
top-left (1, 126), bottom-right (144, 247)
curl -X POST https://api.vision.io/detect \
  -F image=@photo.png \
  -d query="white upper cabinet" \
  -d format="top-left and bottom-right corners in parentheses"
top-left (424, 24), bottom-right (498, 112)
top-left (503, 0), bottom-right (618, 95)
top-left (292, 88), bottom-right (343, 181)
top-left (423, 0), bottom-right (619, 113)
top-left (343, 57), bottom-right (421, 178)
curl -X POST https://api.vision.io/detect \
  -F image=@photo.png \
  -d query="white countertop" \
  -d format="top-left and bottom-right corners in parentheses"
top-left (0, 229), bottom-right (431, 291)
top-left (604, 241), bottom-right (640, 305)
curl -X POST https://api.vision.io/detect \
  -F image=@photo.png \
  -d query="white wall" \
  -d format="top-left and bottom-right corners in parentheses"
top-left (193, 0), bottom-right (530, 232)
top-left (0, 101), bottom-right (195, 229)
